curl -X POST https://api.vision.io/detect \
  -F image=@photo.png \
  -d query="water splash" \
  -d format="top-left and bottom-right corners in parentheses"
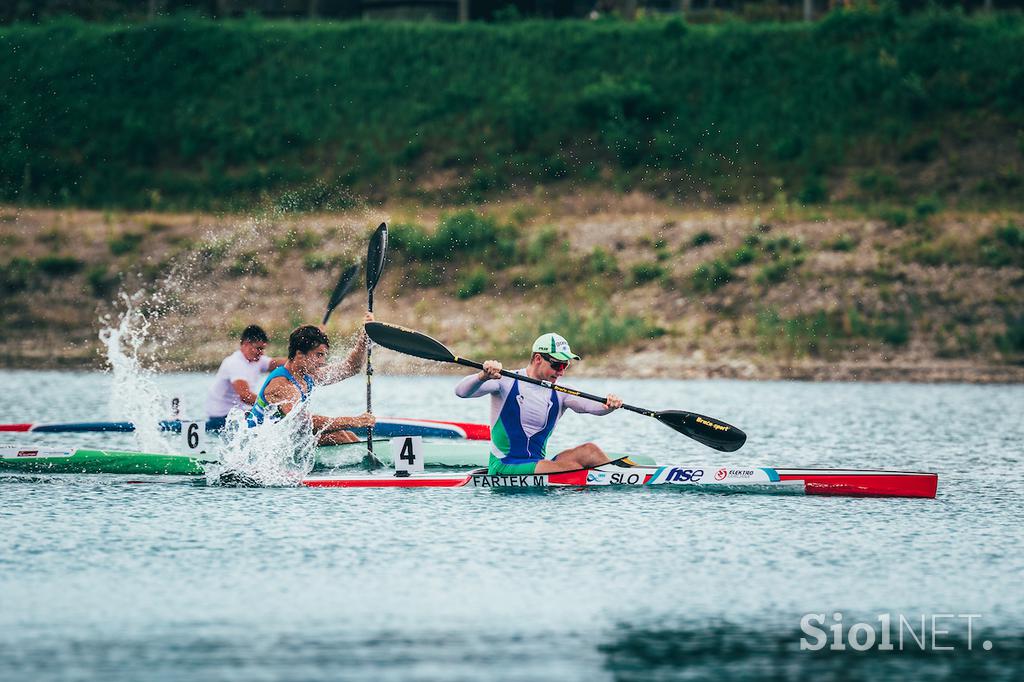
top-left (98, 292), bottom-right (177, 454)
top-left (207, 405), bottom-right (318, 487)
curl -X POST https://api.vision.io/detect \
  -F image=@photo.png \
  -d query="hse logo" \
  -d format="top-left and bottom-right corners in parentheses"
top-left (716, 468), bottom-right (756, 481)
top-left (666, 468), bottom-right (703, 483)
top-left (695, 416), bottom-right (730, 432)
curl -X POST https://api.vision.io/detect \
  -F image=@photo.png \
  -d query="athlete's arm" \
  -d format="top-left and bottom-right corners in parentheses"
top-left (320, 312), bottom-right (374, 385)
top-left (261, 377), bottom-right (303, 415)
top-left (455, 361), bottom-right (503, 398)
top-left (563, 393), bottom-right (622, 415)
top-left (230, 379), bottom-right (258, 406)
top-left (313, 413), bottom-right (376, 433)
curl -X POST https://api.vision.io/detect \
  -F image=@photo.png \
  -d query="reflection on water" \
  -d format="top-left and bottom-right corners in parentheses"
top-left (599, 619), bottom-right (1023, 681)
top-left (1, 372), bottom-right (1022, 680)
top-left (1, 621), bottom-right (1019, 682)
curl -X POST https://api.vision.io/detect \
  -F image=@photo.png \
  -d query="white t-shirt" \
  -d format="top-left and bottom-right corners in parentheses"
top-left (205, 350), bottom-right (272, 418)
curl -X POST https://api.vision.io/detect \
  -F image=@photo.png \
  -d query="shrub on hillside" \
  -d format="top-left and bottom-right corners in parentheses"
top-left (455, 267), bottom-right (489, 299)
top-left (534, 306), bottom-right (665, 357)
top-left (36, 255), bottom-right (82, 276)
top-left (692, 259), bottom-right (733, 292)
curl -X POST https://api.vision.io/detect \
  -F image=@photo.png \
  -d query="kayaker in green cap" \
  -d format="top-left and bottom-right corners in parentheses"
top-left (455, 332), bottom-right (623, 475)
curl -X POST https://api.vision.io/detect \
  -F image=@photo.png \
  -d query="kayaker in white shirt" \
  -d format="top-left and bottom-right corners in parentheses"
top-left (205, 325), bottom-right (285, 426)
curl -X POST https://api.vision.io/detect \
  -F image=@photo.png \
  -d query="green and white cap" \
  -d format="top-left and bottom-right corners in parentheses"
top-left (532, 332), bottom-right (581, 361)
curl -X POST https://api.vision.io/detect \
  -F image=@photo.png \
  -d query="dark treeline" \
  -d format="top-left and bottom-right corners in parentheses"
top-left (1, 9), bottom-right (1023, 210)
top-left (3, 0), bottom-right (1022, 24)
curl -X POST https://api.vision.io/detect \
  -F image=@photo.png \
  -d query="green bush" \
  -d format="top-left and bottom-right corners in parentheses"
top-left (228, 253), bottom-right (268, 277)
top-left (978, 223), bottom-right (1024, 267)
top-left (690, 231), bottom-right (717, 248)
top-left (691, 259), bottom-right (733, 292)
top-left (527, 226), bottom-right (560, 264)
top-left (756, 254), bottom-right (805, 284)
top-left (455, 267), bottom-right (489, 299)
top-left (585, 247), bottom-right (619, 275)
top-left (914, 196), bottom-right (942, 220)
top-left (303, 254), bottom-right (329, 271)
top-left (0, 257), bottom-right (34, 293)
top-left (36, 255), bottom-right (83, 276)
top-left (1, 14), bottom-right (1023, 208)
top-left (630, 262), bottom-right (665, 286)
top-left (756, 308), bottom-right (840, 357)
top-left (534, 306), bottom-right (665, 357)
top-left (828, 234), bottom-right (859, 252)
top-left (997, 315), bottom-right (1024, 355)
top-left (728, 246), bottom-right (756, 266)
top-left (856, 170), bottom-right (898, 197)
top-left (798, 175), bottom-right (828, 204)
top-left (411, 264), bottom-right (443, 287)
top-left (108, 232), bottom-right (143, 256)
top-left (85, 265), bottom-right (118, 297)
top-left (875, 314), bottom-right (911, 346)
top-left (436, 211), bottom-right (518, 262)
top-left (198, 238), bottom-right (230, 262)
top-left (900, 135), bottom-right (940, 163)
top-left (392, 212), bottom-right (518, 264)
top-left (761, 235), bottom-right (795, 258)
top-left (388, 222), bottom-right (432, 260)
top-left (755, 306), bottom-right (911, 357)
top-left (878, 207), bottom-right (910, 228)
top-left (274, 228), bottom-right (321, 251)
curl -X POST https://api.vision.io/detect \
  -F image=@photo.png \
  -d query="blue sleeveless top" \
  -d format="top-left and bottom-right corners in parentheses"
top-left (246, 366), bottom-right (315, 427)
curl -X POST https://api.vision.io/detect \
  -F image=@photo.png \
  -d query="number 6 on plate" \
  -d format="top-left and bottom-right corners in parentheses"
top-left (180, 420), bottom-right (207, 456)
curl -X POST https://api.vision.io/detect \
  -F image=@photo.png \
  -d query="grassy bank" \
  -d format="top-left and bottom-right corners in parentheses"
top-left (2, 10), bottom-right (1023, 210)
top-left (1, 198), bottom-right (1021, 381)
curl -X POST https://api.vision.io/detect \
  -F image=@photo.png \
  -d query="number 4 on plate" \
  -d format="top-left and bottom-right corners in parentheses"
top-left (390, 436), bottom-right (423, 474)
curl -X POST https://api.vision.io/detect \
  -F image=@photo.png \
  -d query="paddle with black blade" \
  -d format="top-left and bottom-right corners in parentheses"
top-left (322, 263), bottom-right (360, 326)
top-left (364, 321), bottom-right (746, 453)
top-left (363, 223), bottom-right (389, 466)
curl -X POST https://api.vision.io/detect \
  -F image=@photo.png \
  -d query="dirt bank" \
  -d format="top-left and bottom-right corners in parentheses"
top-left (1, 195), bottom-right (1021, 383)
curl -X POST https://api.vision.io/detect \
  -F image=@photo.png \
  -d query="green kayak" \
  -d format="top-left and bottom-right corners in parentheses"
top-left (0, 445), bottom-right (205, 475)
top-left (0, 441), bottom-right (653, 475)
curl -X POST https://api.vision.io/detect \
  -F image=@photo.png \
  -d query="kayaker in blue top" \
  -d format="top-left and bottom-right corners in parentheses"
top-left (248, 317), bottom-right (375, 445)
top-left (455, 332), bottom-right (623, 475)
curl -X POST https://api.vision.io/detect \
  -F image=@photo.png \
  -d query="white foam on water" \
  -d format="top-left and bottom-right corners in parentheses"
top-left (207, 404), bottom-right (318, 487)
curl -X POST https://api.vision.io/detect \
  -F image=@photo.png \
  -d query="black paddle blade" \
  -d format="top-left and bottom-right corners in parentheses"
top-left (366, 222), bottom-right (388, 293)
top-left (322, 263), bottom-right (360, 325)
top-left (364, 322), bottom-right (456, 364)
top-left (655, 410), bottom-right (747, 452)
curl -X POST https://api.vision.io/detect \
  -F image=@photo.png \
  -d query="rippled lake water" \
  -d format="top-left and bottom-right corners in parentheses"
top-left (1, 371), bottom-right (1021, 680)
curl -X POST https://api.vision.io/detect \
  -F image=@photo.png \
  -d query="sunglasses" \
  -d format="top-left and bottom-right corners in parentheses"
top-left (540, 354), bottom-right (570, 371)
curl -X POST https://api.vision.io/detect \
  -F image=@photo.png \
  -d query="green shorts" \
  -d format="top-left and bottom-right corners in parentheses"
top-left (488, 454), bottom-right (540, 476)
